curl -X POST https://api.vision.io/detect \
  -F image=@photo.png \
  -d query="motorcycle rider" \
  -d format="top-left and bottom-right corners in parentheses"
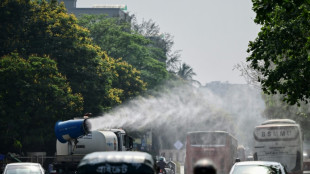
top-left (157, 157), bottom-right (167, 174)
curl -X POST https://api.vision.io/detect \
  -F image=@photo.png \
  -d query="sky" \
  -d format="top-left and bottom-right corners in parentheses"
top-left (76, 0), bottom-right (261, 85)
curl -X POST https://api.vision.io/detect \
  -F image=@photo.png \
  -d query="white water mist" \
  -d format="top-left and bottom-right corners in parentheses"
top-left (89, 82), bottom-right (266, 150)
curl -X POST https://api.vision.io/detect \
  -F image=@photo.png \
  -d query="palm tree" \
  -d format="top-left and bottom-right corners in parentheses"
top-left (177, 63), bottom-right (201, 86)
top-left (177, 63), bottom-right (194, 80)
top-left (166, 50), bottom-right (181, 73)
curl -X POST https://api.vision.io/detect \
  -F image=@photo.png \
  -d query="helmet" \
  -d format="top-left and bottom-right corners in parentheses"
top-left (159, 157), bottom-right (165, 162)
top-left (193, 158), bottom-right (217, 174)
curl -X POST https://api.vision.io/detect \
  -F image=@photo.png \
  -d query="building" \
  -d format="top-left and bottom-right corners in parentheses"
top-left (58, 0), bottom-right (128, 18)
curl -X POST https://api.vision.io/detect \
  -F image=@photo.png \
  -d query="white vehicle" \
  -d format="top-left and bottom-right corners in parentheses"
top-left (253, 119), bottom-right (303, 174)
top-left (229, 161), bottom-right (288, 174)
top-left (3, 162), bottom-right (45, 174)
top-left (77, 151), bottom-right (156, 174)
top-left (53, 119), bottom-right (134, 174)
top-left (56, 129), bottom-right (133, 155)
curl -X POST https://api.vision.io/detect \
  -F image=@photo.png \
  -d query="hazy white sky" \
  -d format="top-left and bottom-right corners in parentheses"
top-left (77, 0), bottom-right (261, 85)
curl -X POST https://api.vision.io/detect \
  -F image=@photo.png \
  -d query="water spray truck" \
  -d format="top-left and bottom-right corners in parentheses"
top-left (53, 118), bottom-right (134, 173)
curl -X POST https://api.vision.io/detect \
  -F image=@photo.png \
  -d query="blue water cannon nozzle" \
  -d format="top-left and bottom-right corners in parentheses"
top-left (55, 119), bottom-right (91, 143)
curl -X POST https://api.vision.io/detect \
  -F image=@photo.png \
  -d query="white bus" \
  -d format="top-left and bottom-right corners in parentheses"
top-left (253, 119), bottom-right (303, 174)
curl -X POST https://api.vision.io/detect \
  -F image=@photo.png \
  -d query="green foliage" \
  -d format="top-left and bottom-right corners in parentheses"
top-left (177, 63), bottom-right (200, 85)
top-left (131, 18), bottom-right (172, 63)
top-left (131, 18), bottom-right (188, 82)
top-left (0, 0), bottom-right (33, 56)
top-left (103, 53), bottom-right (146, 101)
top-left (13, 140), bottom-right (22, 153)
top-left (0, 0), bottom-right (144, 153)
top-left (78, 15), bottom-right (169, 88)
top-left (0, 0), bottom-right (130, 115)
top-left (0, 0), bottom-right (183, 154)
top-left (0, 54), bottom-right (83, 153)
top-left (247, 0), bottom-right (310, 105)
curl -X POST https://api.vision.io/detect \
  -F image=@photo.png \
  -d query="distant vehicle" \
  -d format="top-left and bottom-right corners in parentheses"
top-left (253, 119), bottom-right (303, 174)
top-left (166, 161), bottom-right (176, 174)
top-left (246, 155), bottom-right (254, 161)
top-left (237, 145), bottom-right (246, 161)
top-left (76, 151), bottom-right (156, 174)
top-left (3, 162), bottom-right (45, 174)
top-left (156, 157), bottom-right (175, 174)
top-left (185, 131), bottom-right (238, 174)
top-left (229, 161), bottom-right (288, 174)
top-left (303, 159), bottom-right (310, 173)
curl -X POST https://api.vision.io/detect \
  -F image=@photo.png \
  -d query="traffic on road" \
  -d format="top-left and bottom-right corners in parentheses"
top-left (2, 118), bottom-right (310, 174)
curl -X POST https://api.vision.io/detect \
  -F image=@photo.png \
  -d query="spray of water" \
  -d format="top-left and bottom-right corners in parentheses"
top-left (91, 85), bottom-right (221, 130)
top-left (89, 82), bottom-right (266, 150)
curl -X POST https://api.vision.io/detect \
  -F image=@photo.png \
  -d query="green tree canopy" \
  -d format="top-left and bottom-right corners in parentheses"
top-left (0, 0), bottom-right (109, 114)
top-left (78, 15), bottom-right (169, 88)
top-left (0, 0), bottom-right (147, 114)
top-left (102, 52), bottom-right (146, 103)
top-left (247, 0), bottom-right (310, 105)
top-left (0, 54), bottom-right (83, 153)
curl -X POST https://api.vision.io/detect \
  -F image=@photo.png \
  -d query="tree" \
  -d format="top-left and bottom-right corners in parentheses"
top-left (177, 63), bottom-right (200, 86)
top-left (0, 54), bottom-right (83, 154)
top-left (233, 61), bottom-right (263, 88)
top-left (0, 0), bottom-right (148, 154)
top-left (103, 53), bottom-right (146, 102)
top-left (177, 63), bottom-right (196, 80)
top-left (234, 61), bottom-right (310, 139)
top-left (131, 18), bottom-right (182, 74)
top-left (247, 0), bottom-right (310, 105)
top-left (78, 15), bottom-right (169, 88)
top-left (0, 0), bottom-right (33, 56)
top-left (0, 0), bottom-right (134, 114)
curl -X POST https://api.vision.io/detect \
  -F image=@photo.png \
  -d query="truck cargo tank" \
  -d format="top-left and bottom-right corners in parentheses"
top-left (54, 119), bottom-right (91, 143)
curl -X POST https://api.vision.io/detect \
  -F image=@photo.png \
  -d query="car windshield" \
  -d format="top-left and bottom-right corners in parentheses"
top-left (231, 164), bottom-right (282, 174)
top-left (5, 165), bottom-right (42, 174)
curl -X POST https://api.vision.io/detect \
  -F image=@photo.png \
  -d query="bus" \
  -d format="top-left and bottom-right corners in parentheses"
top-left (184, 131), bottom-right (238, 174)
top-left (253, 119), bottom-right (303, 174)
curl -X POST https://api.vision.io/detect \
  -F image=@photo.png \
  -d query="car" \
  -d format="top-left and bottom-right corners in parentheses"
top-left (77, 151), bottom-right (156, 174)
top-left (229, 161), bottom-right (288, 174)
top-left (3, 162), bottom-right (45, 174)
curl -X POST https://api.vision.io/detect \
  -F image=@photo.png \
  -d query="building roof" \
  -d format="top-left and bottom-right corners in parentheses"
top-left (58, 0), bottom-right (128, 18)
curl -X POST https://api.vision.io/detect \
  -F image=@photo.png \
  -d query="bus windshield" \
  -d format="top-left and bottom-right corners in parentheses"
top-left (190, 132), bottom-right (226, 146)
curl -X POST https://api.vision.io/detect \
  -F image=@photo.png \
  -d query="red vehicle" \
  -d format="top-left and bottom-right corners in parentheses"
top-left (185, 131), bottom-right (238, 174)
